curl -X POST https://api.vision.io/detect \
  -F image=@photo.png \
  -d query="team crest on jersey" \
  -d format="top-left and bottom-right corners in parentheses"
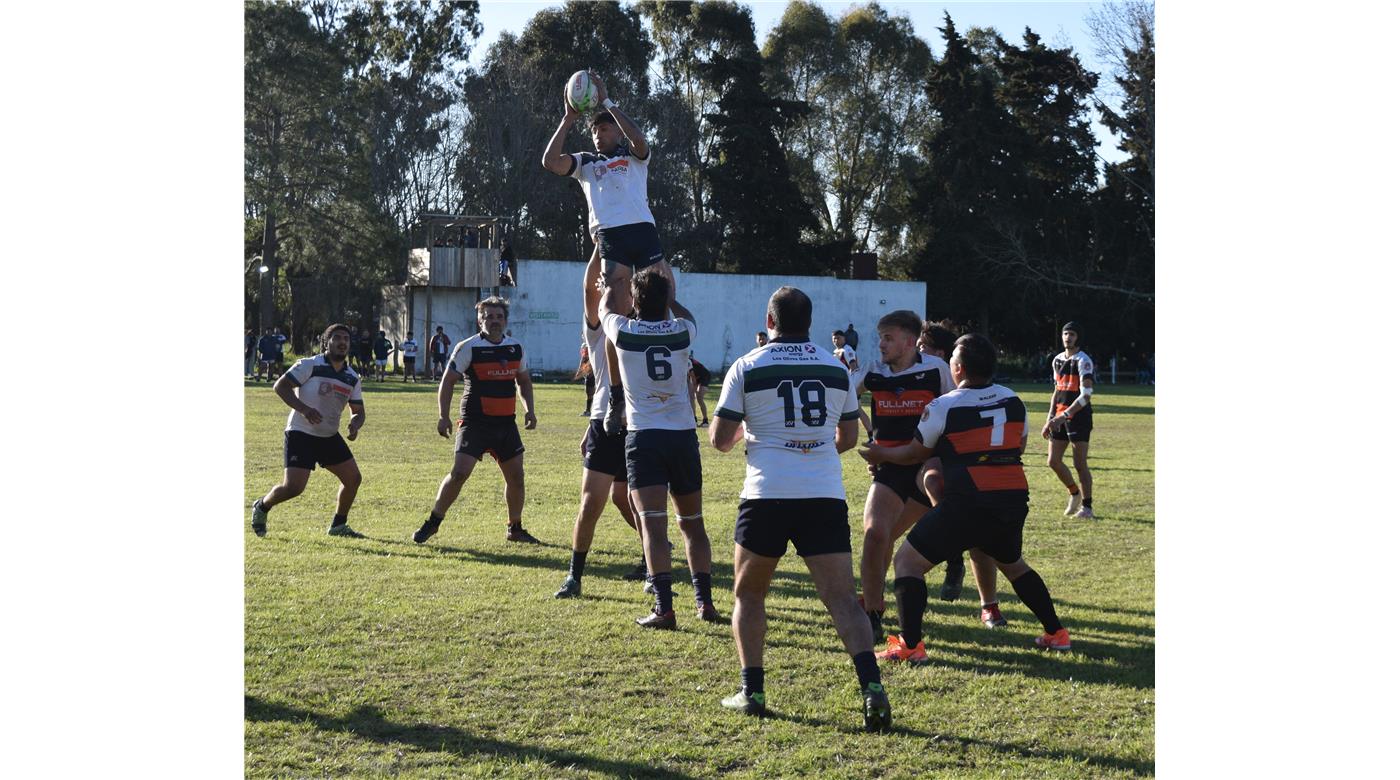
top-left (920, 407), bottom-right (931, 422)
top-left (804, 344), bottom-right (817, 354)
top-left (593, 165), bottom-right (606, 181)
top-left (646, 391), bottom-right (674, 403)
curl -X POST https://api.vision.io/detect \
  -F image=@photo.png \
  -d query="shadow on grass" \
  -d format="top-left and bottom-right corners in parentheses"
top-left (944, 732), bottom-right (1155, 777)
top-left (245, 696), bottom-right (700, 779)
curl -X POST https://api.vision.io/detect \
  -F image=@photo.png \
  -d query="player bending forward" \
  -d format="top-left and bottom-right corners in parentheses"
top-left (251, 323), bottom-right (367, 538)
top-left (861, 334), bottom-right (1072, 665)
top-left (710, 286), bottom-right (892, 731)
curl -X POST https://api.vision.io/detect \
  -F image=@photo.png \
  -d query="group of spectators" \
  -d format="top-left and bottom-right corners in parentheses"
top-left (245, 324), bottom-right (459, 383)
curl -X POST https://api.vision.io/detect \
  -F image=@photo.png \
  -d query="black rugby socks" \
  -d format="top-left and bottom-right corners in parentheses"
top-left (741, 666), bottom-right (764, 696)
top-left (692, 572), bottom-right (712, 607)
top-left (1010, 568), bottom-right (1063, 634)
top-left (569, 550), bottom-right (588, 580)
top-left (892, 576), bottom-right (928, 648)
top-left (331, 513), bottom-right (348, 528)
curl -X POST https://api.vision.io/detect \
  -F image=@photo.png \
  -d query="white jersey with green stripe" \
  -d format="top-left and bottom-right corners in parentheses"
top-left (602, 313), bottom-right (697, 431)
top-left (715, 338), bottom-right (860, 500)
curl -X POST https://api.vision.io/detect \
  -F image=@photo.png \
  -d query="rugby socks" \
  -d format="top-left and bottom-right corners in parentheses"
top-left (852, 651), bottom-right (881, 689)
top-left (1009, 568), bottom-right (1063, 634)
top-left (741, 666), bottom-right (764, 697)
top-left (867, 610), bottom-right (885, 643)
top-left (424, 512), bottom-right (443, 530)
top-left (892, 576), bottom-right (928, 647)
top-left (330, 513), bottom-right (348, 528)
top-left (254, 498), bottom-right (270, 514)
top-left (692, 572), bottom-right (713, 607)
top-left (1082, 498), bottom-right (1093, 509)
top-left (569, 550), bottom-right (588, 580)
top-left (652, 572), bottom-right (674, 614)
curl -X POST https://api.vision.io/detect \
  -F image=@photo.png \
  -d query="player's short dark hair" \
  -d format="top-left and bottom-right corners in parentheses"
top-left (476, 296), bottom-right (510, 319)
top-left (832, 330), bottom-right (845, 338)
top-left (321, 323), bottom-right (351, 351)
top-left (1062, 320), bottom-right (1081, 336)
top-left (632, 269), bottom-right (671, 320)
top-left (767, 287), bottom-right (812, 336)
top-left (953, 333), bottom-right (997, 380)
top-left (877, 310), bottom-right (922, 338)
top-left (921, 319), bottom-right (957, 355)
top-left (592, 111), bottom-right (617, 128)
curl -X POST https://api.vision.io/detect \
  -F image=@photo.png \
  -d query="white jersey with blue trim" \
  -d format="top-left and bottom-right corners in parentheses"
top-left (284, 354), bottom-right (363, 437)
top-left (568, 146), bottom-right (654, 235)
top-left (602, 313), bottom-right (696, 431)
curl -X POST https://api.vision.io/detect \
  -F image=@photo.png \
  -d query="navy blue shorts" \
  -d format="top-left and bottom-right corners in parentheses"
top-left (735, 498), bottom-right (851, 558)
top-left (625, 428), bottom-right (702, 494)
top-left (283, 430), bottom-right (353, 470)
top-left (583, 419), bottom-right (627, 482)
top-left (598, 222), bottom-right (663, 271)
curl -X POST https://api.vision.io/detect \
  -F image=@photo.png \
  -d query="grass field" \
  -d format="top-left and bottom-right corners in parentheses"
top-left (245, 378), bottom-right (1154, 778)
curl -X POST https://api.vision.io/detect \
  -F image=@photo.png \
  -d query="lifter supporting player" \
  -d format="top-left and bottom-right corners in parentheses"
top-left (710, 286), bottom-right (892, 731)
top-left (413, 297), bottom-right (540, 545)
top-left (861, 334), bottom-right (1072, 664)
top-left (542, 71), bottom-right (671, 437)
top-left (1044, 321), bottom-right (1096, 519)
top-left (600, 269), bottom-right (719, 629)
top-left (555, 246), bottom-right (644, 599)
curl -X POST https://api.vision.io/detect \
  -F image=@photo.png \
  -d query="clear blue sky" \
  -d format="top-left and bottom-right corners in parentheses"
top-left (469, 1), bottom-right (1132, 163)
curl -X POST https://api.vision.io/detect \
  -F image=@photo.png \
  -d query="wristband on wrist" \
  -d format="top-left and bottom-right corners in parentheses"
top-left (603, 98), bottom-right (617, 110)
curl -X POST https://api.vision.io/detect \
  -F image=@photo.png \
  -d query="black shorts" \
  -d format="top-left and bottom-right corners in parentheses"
top-left (456, 419), bottom-right (525, 462)
top-left (691, 362), bottom-right (711, 387)
top-left (283, 430), bottom-right (353, 471)
top-left (404, 357), bottom-right (416, 367)
top-left (583, 418), bottom-right (627, 482)
top-left (432, 353), bottom-right (447, 366)
top-left (735, 498), bottom-right (851, 558)
top-left (905, 495), bottom-right (1029, 567)
top-left (1051, 408), bottom-right (1093, 443)
top-left (598, 222), bottom-right (663, 271)
top-left (625, 428), bottom-right (702, 494)
top-left (872, 462), bottom-right (932, 507)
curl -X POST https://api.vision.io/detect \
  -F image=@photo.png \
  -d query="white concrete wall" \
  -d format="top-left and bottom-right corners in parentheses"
top-left (502, 260), bottom-right (926, 374)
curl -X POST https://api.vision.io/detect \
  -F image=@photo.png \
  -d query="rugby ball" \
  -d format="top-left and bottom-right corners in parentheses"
top-left (567, 70), bottom-right (599, 113)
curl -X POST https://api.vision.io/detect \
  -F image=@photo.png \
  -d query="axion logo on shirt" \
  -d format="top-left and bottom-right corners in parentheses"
top-left (783, 440), bottom-right (827, 453)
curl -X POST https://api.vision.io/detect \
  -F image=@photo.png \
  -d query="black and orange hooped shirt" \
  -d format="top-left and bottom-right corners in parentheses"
top-left (860, 354), bottom-right (956, 447)
top-left (447, 333), bottom-right (524, 424)
top-left (1051, 351), bottom-right (1095, 417)
top-left (916, 384), bottom-right (1030, 501)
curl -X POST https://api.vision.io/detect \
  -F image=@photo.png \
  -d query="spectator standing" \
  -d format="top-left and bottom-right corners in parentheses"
top-left (430, 326), bottom-right (451, 381)
top-left (401, 331), bottom-right (420, 382)
top-left (373, 330), bottom-right (393, 381)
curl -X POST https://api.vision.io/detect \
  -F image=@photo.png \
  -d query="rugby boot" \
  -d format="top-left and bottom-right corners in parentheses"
top-left (862, 682), bottom-right (893, 732)
top-left (635, 608), bottom-right (677, 630)
top-left (412, 517), bottom-right (441, 544)
top-left (250, 500), bottom-right (268, 537)
top-left (1034, 628), bottom-right (1072, 651)
top-left (506, 524), bottom-right (542, 544)
top-left (327, 524), bottom-right (365, 538)
top-left (554, 575), bottom-right (581, 599)
top-left (980, 603), bottom-right (1008, 629)
top-left (697, 602), bottom-right (724, 623)
top-left (721, 690), bottom-right (767, 717)
top-left (1064, 492), bottom-right (1082, 516)
top-left (875, 635), bottom-right (931, 666)
top-left (939, 556), bottom-right (965, 601)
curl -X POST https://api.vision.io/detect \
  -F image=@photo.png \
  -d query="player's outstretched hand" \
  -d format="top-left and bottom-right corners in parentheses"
top-left (301, 405), bottom-right (323, 426)
top-left (589, 69), bottom-right (609, 104)
top-left (438, 416), bottom-right (453, 439)
top-left (524, 411), bottom-right (538, 430)
top-left (563, 85), bottom-right (580, 121)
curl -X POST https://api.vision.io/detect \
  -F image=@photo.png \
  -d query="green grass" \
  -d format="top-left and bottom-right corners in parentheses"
top-left (246, 379), bottom-right (1154, 778)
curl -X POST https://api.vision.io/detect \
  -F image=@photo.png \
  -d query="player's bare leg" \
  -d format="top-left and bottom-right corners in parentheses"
top-left (1047, 438), bottom-right (1081, 514)
top-left (988, 556), bottom-right (1070, 649)
top-left (807, 549), bottom-right (892, 730)
top-left (498, 452), bottom-right (538, 543)
top-left (260, 467), bottom-right (311, 510)
top-left (860, 482), bottom-right (908, 644)
top-left (322, 458), bottom-right (364, 537)
top-left (557, 469), bottom-right (633, 597)
top-left (1070, 440), bottom-right (1093, 517)
top-left (632, 484), bottom-right (677, 628)
top-left (672, 489), bottom-right (719, 620)
top-left (431, 452), bottom-right (479, 518)
top-left (725, 543), bottom-right (779, 714)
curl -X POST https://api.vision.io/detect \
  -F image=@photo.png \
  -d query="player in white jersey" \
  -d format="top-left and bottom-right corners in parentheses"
top-left (709, 286), bottom-right (892, 731)
top-left (600, 268), bottom-right (719, 629)
top-left (542, 71), bottom-right (676, 439)
top-left (554, 246), bottom-right (645, 599)
top-left (250, 323), bottom-right (367, 538)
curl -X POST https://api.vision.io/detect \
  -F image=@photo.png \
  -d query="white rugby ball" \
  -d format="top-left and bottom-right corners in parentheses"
top-left (567, 70), bottom-right (599, 113)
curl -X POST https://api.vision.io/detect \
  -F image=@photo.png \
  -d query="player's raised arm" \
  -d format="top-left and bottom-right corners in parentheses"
top-left (590, 72), bottom-right (648, 160)
top-left (583, 243), bottom-right (604, 328)
top-left (542, 90), bottom-right (582, 176)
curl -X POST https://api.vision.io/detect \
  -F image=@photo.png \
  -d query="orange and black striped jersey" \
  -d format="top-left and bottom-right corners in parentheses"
top-left (916, 383), bottom-right (1029, 503)
top-left (860, 354), bottom-right (955, 447)
top-left (1051, 351), bottom-right (1095, 417)
top-left (447, 333), bottom-right (524, 422)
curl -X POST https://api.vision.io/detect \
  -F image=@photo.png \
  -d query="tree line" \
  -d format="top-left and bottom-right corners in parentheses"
top-left (246, 0), bottom-right (1153, 363)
